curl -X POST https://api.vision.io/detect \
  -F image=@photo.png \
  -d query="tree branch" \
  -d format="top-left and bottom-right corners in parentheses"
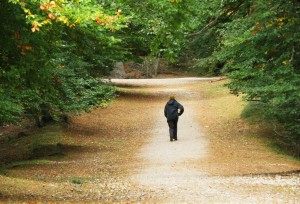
top-left (189, 0), bottom-right (246, 37)
top-left (289, 46), bottom-right (295, 63)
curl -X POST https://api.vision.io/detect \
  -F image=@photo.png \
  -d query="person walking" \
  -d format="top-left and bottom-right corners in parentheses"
top-left (164, 96), bottom-right (184, 141)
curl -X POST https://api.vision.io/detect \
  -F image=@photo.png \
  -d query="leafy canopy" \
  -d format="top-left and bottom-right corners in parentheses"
top-left (1, 0), bottom-right (127, 125)
top-left (185, 0), bottom-right (300, 154)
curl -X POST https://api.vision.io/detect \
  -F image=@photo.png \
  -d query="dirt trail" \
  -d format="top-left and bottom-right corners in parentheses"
top-left (112, 78), bottom-right (300, 203)
top-left (1, 77), bottom-right (300, 203)
top-left (133, 89), bottom-right (210, 202)
top-left (134, 95), bottom-right (208, 185)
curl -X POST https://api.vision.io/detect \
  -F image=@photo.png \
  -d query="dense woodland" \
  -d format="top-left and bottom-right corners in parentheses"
top-left (0, 0), bottom-right (299, 155)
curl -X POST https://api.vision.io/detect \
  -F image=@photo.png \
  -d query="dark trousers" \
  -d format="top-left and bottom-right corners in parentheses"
top-left (168, 119), bottom-right (178, 140)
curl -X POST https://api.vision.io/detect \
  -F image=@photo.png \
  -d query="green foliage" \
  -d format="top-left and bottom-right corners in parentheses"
top-left (242, 102), bottom-right (300, 157)
top-left (177, 1), bottom-right (226, 73)
top-left (241, 102), bottom-right (267, 123)
top-left (0, 0), bottom-right (120, 125)
top-left (192, 56), bottom-right (224, 76)
top-left (215, 0), bottom-right (300, 154)
top-left (0, 98), bottom-right (23, 124)
top-left (182, 0), bottom-right (300, 154)
top-left (71, 179), bottom-right (83, 185)
top-left (2, 0), bottom-right (299, 156)
top-left (114, 0), bottom-right (216, 61)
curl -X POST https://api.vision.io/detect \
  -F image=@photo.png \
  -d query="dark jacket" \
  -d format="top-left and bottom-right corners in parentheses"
top-left (164, 99), bottom-right (184, 121)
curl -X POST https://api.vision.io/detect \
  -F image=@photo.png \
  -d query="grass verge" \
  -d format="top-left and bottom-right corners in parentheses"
top-left (194, 80), bottom-right (300, 175)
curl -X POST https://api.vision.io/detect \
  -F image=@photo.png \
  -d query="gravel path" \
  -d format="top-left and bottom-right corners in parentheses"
top-left (134, 99), bottom-right (208, 185)
top-left (1, 77), bottom-right (299, 203)
top-left (111, 77), bottom-right (300, 203)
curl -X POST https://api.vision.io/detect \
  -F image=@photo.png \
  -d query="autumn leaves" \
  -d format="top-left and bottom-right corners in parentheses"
top-left (28, 0), bottom-right (123, 32)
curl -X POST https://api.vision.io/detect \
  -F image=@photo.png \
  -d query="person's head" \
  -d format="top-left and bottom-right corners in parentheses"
top-left (170, 96), bottom-right (175, 100)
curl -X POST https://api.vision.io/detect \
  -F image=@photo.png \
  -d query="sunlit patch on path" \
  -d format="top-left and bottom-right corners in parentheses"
top-left (117, 78), bottom-right (300, 203)
top-left (134, 102), bottom-right (208, 187)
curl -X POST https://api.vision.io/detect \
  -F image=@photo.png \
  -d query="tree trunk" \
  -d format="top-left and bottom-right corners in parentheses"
top-left (154, 53), bottom-right (160, 77)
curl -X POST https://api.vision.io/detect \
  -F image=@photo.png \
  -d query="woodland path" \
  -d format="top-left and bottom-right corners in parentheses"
top-left (1, 77), bottom-right (300, 203)
top-left (111, 77), bottom-right (300, 203)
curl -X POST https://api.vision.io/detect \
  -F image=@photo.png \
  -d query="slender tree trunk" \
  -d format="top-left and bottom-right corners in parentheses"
top-left (146, 60), bottom-right (149, 77)
top-left (154, 53), bottom-right (160, 77)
